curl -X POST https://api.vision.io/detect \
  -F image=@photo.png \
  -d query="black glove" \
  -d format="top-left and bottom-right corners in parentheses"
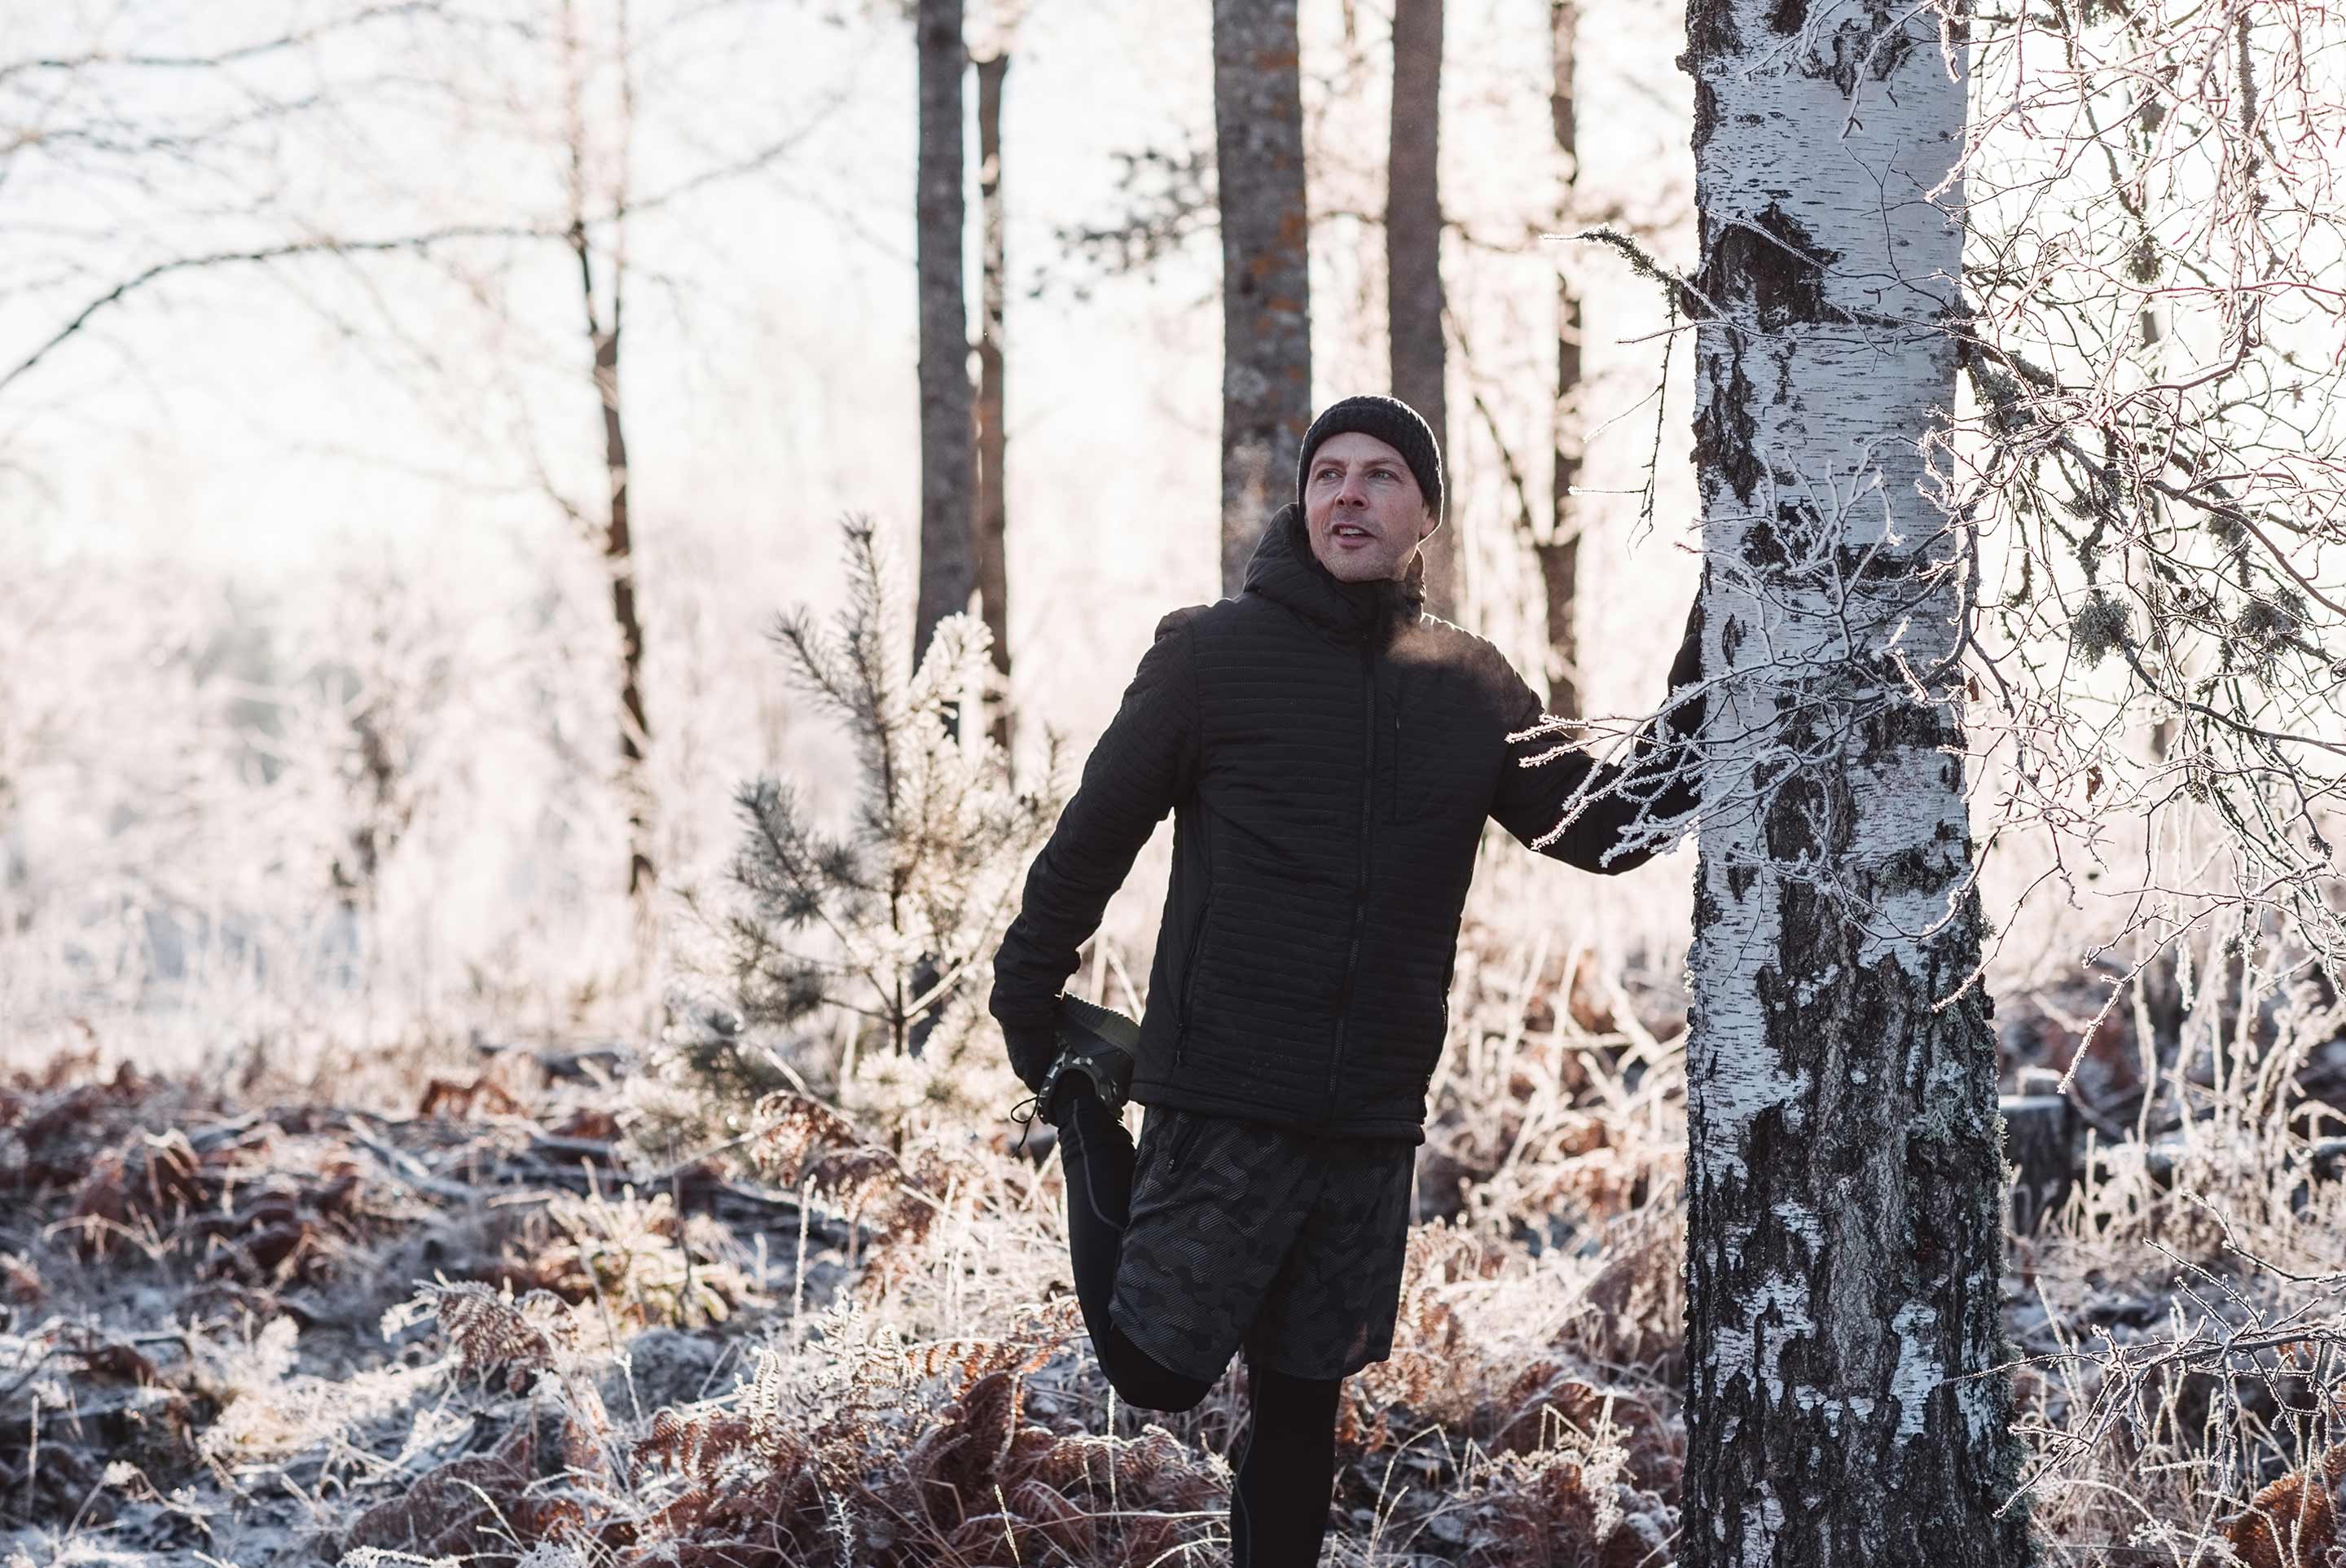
top-left (1662, 591), bottom-right (1705, 744)
top-left (1004, 1021), bottom-right (1057, 1094)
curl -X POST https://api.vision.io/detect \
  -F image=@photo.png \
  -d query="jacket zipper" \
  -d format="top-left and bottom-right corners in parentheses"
top-left (1390, 708), bottom-right (1401, 822)
top-left (1325, 639), bottom-right (1377, 1118)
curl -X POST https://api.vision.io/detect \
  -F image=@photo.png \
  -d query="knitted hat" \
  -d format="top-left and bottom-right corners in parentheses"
top-left (1295, 394), bottom-right (1443, 526)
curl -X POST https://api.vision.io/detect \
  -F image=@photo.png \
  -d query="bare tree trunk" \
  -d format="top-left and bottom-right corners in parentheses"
top-left (915, 0), bottom-right (976, 670)
top-left (1680, 2), bottom-right (2031, 1563)
top-left (973, 46), bottom-right (1012, 750)
top-left (1387, 0), bottom-right (1452, 621)
top-left (563, 0), bottom-right (654, 920)
top-left (1534, 0), bottom-right (1583, 716)
top-left (585, 270), bottom-right (652, 905)
top-left (1212, 0), bottom-right (1311, 596)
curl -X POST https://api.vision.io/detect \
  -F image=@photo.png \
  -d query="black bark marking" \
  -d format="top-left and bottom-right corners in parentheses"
top-left (1812, 6), bottom-right (1921, 98)
top-left (1699, 203), bottom-right (1847, 332)
top-left (1869, 696), bottom-right (1953, 752)
top-left (1685, 0), bottom-right (1741, 64)
top-left (1689, 70), bottom-right (1720, 153)
top-left (1689, 204), bottom-right (1847, 509)
top-left (1875, 845), bottom-right (1943, 894)
top-left (1694, 350), bottom-right (1764, 504)
top-left (1763, 768), bottom-right (1834, 867)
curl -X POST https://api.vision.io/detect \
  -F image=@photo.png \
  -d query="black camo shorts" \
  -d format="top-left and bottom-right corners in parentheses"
top-left (1108, 1105), bottom-right (1417, 1383)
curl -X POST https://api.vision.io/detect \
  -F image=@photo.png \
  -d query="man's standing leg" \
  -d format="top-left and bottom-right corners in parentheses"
top-left (1227, 1131), bottom-right (1416, 1566)
top-left (1228, 1351), bottom-right (1343, 1567)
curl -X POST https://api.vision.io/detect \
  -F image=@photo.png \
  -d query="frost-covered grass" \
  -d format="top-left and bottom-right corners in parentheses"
top-left (0, 893), bottom-right (2339, 1566)
top-left (0, 911), bottom-right (1698, 1566)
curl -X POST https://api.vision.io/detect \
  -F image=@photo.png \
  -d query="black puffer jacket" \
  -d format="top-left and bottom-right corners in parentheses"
top-left (991, 504), bottom-right (1700, 1144)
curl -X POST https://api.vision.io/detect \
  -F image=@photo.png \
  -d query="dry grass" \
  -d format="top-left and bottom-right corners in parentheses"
top-left (0, 911), bottom-right (2335, 1566)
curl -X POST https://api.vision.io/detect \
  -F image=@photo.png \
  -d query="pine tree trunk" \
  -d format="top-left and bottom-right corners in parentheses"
top-left (1212, 0), bottom-right (1311, 596)
top-left (1387, 0), bottom-right (1452, 620)
top-left (1535, 0), bottom-right (1582, 717)
top-left (973, 47), bottom-right (1012, 750)
top-left (915, 0), bottom-right (976, 669)
top-left (1680, 2), bottom-right (2032, 1564)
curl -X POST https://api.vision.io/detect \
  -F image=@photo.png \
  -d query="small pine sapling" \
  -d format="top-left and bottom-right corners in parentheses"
top-left (653, 516), bottom-right (1063, 1146)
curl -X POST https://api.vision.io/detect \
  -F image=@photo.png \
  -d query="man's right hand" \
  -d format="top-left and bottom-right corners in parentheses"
top-left (1004, 1021), bottom-right (1057, 1093)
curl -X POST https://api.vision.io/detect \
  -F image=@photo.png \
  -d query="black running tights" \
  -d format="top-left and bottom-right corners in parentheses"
top-left (1057, 1090), bottom-right (1342, 1566)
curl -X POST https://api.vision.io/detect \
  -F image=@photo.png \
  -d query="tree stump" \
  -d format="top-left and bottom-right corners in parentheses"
top-left (2000, 1091), bottom-right (2074, 1236)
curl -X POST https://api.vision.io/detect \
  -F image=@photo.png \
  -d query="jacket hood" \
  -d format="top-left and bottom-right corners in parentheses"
top-left (1241, 503), bottom-right (1426, 644)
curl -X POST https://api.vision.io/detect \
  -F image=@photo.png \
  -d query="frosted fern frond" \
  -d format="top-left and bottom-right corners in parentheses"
top-left (740, 1343), bottom-right (799, 1457)
top-left (398, 1278), bottom-right (573, 1391)
top-left (808, 1301), bottom-right (914, 1410)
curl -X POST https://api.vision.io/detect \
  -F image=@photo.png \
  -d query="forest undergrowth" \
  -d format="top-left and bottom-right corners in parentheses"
top-left (0, 908), bottom-right (2342, 1566)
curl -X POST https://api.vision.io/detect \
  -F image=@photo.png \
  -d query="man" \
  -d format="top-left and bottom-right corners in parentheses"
top-left (991, 394), bottom-right (1702, 1566)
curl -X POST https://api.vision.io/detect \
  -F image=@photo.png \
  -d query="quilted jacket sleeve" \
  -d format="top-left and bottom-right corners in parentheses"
top-left (990, 609), bottom-right (1202, 1090)
top-left (1490, 592), bottom-right (1705, 874)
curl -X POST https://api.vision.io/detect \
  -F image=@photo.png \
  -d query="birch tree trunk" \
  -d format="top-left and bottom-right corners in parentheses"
top-left (1387, 0), bottom-right (1452, 621)
top-left (561, 0), bottom-right (656, 936)
top-left (1680, 2), bottom-right (2031, 1563)
top-left (1535, 0), bottom-right (1583, 716)
top-left (915, 0), bottom-right (976, 670)
top-left (1212, 0), bottom-right (1311, 596)
top-left (586, 264), bottom-right (652, 909)
top-left (973, 46), bottom-right (1012, 750)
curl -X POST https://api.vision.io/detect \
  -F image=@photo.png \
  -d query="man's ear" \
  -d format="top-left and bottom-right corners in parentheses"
top-left (1418, 507), bottom-right (1441, 542)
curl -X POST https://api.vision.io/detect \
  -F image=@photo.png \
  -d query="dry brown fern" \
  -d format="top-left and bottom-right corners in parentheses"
top-left (418, 1072), bottom-right (528, 1119)
top-left (1449, 1414), bottom-right (1676, 1568)
top-left (387, 1279), bottom-right (575, 1394)
top-left (338, 1416), bottom-right (542, 1562)
top-left (498, 1188), bottom-right (752, 1330)
top-left (64, 1117), bottom-right (395, 1285)
top-left (2225, 1445), bottom-right (2346, 1568)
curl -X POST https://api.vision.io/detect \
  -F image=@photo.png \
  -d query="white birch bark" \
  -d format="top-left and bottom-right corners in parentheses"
top-left (1680, 2), bottom-right (2031, 1562)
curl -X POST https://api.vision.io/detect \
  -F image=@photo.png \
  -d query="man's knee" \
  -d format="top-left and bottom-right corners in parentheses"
top-left (1101, 1341), bottom-right (1215, 1412)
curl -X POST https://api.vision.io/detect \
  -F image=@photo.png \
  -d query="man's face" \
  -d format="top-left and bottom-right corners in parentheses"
top-left (1303, 432), bottom-right (1437, 582)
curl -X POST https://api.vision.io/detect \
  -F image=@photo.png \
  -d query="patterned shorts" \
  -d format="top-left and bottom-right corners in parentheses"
top-left (1108, 1105), bottom-right (1417, 1383)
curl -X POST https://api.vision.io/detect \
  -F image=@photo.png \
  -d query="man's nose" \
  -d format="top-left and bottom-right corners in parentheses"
top-left (1337, 472), bottom-right (1368, 505)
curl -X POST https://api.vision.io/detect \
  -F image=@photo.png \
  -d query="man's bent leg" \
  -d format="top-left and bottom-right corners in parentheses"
top-left (1228, 1350), bottom-right (1342, 1568)
top-left (1057, 1087), bottom-right (1215, 1412)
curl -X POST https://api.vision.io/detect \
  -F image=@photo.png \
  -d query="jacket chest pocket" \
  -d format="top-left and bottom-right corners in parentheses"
top-left (1390, 701), bottom-right (1487, 824)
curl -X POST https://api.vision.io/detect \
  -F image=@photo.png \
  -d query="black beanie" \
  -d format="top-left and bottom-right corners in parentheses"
top-left (1295, 394), bottom-right (1443, 526)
